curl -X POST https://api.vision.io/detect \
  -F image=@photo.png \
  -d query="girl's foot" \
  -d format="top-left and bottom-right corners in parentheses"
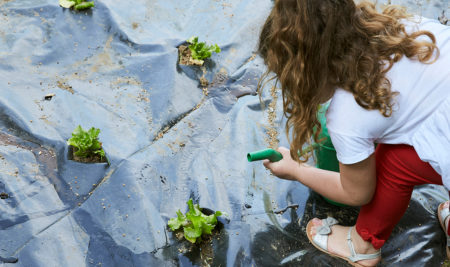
top-left (438, 201), bottom-right (450, 259)
top-left (308, 218), bottom-right (381, 267)
top-left (439, 201), bottom-right (450, 231)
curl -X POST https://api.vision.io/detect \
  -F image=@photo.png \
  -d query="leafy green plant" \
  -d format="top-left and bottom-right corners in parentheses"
top-left (59, 0), bottom-right (94, 10)
top-left (168, 199), bottom-right (225, 243)
top-left (67, 125), bottom-right (105, 159)
top-left (186, 36), bottom-right (221, 63)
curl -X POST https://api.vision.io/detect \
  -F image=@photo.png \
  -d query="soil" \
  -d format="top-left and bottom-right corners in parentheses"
top-left (178, 45), bottom-right (204, 66)
top-left (170, 207), bottom-right (225, 266)
top-left (68, 145), bottom-right (108, 164)
top-left (57, 80), bottom-right (74, 94)
top-left (265, 85), bottom-right (280, 149)
top-left (197, 235), bottom-right (214, 267)
top-left (199, 66), bottom-right (209, 94)
top-left (199, 76), bottom-right (209, 87)
top-left (173, 226), bottom-right (221, 267)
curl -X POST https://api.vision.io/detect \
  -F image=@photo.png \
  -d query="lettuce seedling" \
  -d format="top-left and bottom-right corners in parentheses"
top-left (67, 125), bottom-right (105, 160)
top-left (186, 36), bottom-right (221, 64)
top-left (168, 199), bottom-right (225, 243)
top-left (59, 0), bottom-right (94, 10)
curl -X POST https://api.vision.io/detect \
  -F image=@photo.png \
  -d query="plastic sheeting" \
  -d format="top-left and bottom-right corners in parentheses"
top-left (0, 0), bottom-right (448, 266)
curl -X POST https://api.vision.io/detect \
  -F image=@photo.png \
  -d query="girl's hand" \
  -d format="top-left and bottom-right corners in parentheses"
top-left (263, 147), bottom-right (301, 181)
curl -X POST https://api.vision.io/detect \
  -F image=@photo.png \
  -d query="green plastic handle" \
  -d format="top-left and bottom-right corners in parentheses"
top-left (247, 148), bottom-right (283, 162)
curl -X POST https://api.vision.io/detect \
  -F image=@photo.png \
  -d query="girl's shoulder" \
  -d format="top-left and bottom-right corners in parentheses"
top-left (326, 89), bottom-right (390, 139)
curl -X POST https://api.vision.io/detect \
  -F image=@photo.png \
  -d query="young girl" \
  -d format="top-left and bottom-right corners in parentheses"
top-left (258, 0), bottom-right (450, 266)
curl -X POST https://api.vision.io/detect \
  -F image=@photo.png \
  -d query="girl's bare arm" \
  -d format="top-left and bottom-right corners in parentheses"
top-left (263, 147), bottom-right (376, 206)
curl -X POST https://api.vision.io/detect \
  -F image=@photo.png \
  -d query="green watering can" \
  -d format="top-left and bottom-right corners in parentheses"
top-left (314, 102), bottom-right (347, 207)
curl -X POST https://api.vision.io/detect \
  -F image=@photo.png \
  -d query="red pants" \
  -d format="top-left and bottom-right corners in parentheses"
top-left (355, 144), bottom-right (442, 250)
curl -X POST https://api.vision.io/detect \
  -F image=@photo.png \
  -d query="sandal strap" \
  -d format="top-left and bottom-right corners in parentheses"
top-left (346, 227), bottom-right (381, 262)
top-left (439, 203), bottom-right (450, 246)
top-left (440, 205), bottom-right (450, 224)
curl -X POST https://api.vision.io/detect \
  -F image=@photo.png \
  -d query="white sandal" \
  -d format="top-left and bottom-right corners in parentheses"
top-left (438, 202), bottom-right (450, 259)
top-left (306, 217), bottom-right (381, 267)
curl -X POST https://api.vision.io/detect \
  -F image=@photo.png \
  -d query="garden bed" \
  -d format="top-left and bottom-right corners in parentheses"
top-left (0, 0), bottom-right (448, 266)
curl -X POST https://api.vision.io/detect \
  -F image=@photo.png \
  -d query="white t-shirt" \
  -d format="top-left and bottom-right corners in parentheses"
top-left (326, 17), bottom-right (450, 189)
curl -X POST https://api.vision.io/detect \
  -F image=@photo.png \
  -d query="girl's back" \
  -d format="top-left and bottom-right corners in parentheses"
top-left (327, 17), bottom-right (450, 186)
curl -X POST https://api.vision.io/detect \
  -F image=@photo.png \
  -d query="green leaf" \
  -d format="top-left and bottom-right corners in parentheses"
top-left (168, 210), bottom-right (187, 231)
top-left (59, 0), bottom-right (75, 8)
top-left (72, 125), bottom-right (83, 136)
top-left (74, 1), bottom-right (95, 10)
top-left (186, 210), bottom-right (203, 228)
top-left (212, 44), bottom-right (221, 53)
top-left (186, 36), bottom-right (220, 61)
top-left (200, 222), bottom-right (215, 235)
top-left (204, 213), bottom-right (218, 225)
top-left (184, 225), bottom-right (202, 243)
top-left (67, 125), bottom-right (105, 159)
top-left (186, 199), bottom-right (201, 216)
top-left (167, 199), bottom-right (224, 243)
top-left (187, 36), bottom-right (198, 44)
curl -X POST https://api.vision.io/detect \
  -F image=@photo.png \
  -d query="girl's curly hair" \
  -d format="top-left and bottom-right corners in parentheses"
top-left (258, 0), bottom-right (438, 163)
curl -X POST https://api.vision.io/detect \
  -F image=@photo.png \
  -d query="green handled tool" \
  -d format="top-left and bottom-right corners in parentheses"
top-left (247, 148), bottom-right (283, 162)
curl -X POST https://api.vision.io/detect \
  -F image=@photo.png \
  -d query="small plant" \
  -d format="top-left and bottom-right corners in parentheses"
top-left (67, 125), bottom-right (105, 160)
top-left (59, 0), bottom-right (94, 10)
top-left (186, 36), bottom-right (221, 65)
top-left (168, 199), bottom-right (225, 243)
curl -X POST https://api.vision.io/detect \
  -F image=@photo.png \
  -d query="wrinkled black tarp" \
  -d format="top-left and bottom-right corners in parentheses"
top-left (0, 0), bottom-right (449, 266)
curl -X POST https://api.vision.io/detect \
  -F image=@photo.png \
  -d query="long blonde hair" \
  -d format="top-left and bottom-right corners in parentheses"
top-left (258, 0), bottom-right (438, 162)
